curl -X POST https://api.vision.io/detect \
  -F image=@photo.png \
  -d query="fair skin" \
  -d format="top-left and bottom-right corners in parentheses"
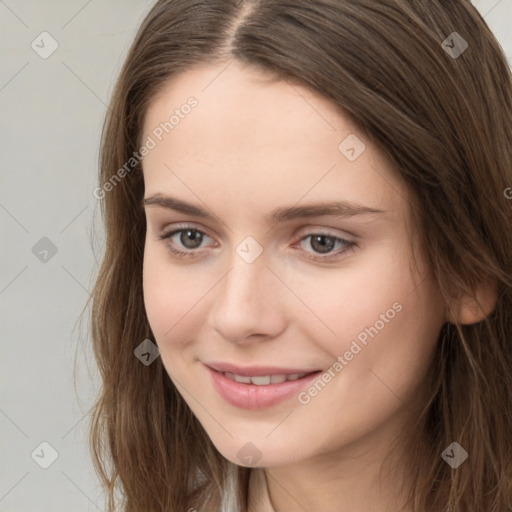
top-left (140, 60), bottom-right (493, 512)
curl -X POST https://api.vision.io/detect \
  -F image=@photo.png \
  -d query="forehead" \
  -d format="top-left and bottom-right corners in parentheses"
top-left (143, 60), bottom-right (344, 149)
top-left (141, 60), bottom-right (407, 221)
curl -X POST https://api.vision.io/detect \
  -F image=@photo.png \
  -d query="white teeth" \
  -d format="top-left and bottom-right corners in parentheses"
top-left (223, 372), bottom-right (308, 385)
top-left (232, 373), bottom-right (251, 384)
top-left (251, 375), bottom-right (271, 385)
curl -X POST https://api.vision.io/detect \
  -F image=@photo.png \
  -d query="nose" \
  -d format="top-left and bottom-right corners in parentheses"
top-left (208, 248), bottom-right (287, 344)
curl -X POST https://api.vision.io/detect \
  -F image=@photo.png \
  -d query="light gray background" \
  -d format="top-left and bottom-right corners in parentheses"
top-left (0, 1), bottom-right (511, 510)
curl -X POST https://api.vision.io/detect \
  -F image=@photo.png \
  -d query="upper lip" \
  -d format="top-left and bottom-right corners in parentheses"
top-left (204, 362), bottom-right (321, 377)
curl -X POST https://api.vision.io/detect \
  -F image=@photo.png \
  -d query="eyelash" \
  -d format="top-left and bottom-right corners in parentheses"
top-left (156, 225), bottom-right (357, 262)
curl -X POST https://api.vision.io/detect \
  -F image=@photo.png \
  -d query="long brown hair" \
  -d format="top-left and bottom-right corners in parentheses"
top-left (88, 1), bottom-right (512, 510)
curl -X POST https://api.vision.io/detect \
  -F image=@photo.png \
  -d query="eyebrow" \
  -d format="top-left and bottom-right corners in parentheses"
top-left (143, 194), bottom-right (385, 223)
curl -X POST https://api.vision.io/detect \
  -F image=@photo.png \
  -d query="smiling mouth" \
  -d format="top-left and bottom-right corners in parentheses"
top-left (220, 371), bottom-right (318, 385)
top-left (204, 361), bottom-right (322, 384)
top-left (206, 365), bottom-right (324, 409)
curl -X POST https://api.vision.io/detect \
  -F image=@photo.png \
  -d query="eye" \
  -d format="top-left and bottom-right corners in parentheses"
top-left (296, 232), bottom-right (356, 261)
top-left (156, 225), bottom-right (357, 262)
top-left (157, 226), bottom-right (214, 258)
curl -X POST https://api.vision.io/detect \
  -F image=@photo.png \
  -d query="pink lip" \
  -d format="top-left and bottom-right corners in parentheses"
top-left (204, 361), bottom-right (319, 376)
top-left (205, 364), bottom-right (322, 410)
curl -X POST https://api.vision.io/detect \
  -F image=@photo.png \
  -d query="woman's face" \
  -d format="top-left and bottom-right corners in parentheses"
top-left (141, 60), bottom-right (446, 468)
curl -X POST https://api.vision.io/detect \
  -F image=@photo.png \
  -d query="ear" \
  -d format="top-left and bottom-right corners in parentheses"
top-left (447, 278), bottom-right (499, 325)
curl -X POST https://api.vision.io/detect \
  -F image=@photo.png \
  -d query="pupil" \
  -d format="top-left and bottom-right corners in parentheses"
top-left (311, 235), bottom-right (334, 254)
top-left (181, 230), bottom-right (203, 249)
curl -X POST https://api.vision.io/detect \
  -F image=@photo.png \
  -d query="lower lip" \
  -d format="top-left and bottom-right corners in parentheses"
top-left (206, 365), bottom-right (322, 410)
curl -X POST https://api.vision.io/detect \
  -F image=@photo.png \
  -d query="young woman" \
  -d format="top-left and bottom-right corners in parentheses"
top-left (89, 1), bottom-right (512, 511)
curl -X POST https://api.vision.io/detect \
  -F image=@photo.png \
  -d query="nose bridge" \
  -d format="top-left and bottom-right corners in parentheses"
top-left (209, 243), bottom-right (285, 341)
top-left (226, 257), bottom-right (263, 304)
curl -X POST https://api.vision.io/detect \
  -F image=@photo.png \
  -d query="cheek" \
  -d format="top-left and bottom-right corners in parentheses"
top-left (142, 243), bottom-right (215, 357)
top-left (295, 247), bottom-right (411, 351)
top-left (316, 272), bottom-right (441, 414)
top-left (143, 247), bottom-right (176, 334)
top-left (299, 241), bottom-right (441, 390)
